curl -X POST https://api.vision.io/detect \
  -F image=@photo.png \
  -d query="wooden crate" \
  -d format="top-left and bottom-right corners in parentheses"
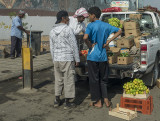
top-left (109, 107), bottom-right (137, 120)
top-left (120, 96), bottom-right (153, 115)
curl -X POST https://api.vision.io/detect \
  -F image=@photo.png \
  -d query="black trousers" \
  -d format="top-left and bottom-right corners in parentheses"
top-left (10, 36), bottom-right (22, 57)
top-left (87, 60), bottom-right (109, 101)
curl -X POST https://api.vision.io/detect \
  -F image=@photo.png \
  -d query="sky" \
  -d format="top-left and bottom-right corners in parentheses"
top-left (144, 0), bottom-right (160, 9)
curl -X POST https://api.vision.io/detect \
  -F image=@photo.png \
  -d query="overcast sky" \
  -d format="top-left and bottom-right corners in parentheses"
top-left (144, 0), bottom-right (160, 9)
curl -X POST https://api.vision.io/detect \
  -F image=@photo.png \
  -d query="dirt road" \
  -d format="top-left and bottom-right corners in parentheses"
top-left (0, 68), bottom-right (159, 121)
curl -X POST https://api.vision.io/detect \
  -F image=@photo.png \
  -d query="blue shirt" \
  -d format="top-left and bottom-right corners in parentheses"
top-left (85, 20), bottom-right (119, 62)
top-left (11, 16), bottom-right (23, 39)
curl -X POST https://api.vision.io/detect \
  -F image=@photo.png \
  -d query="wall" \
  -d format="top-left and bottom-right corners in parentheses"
top-left (0, 16), bottom-right (57, 40)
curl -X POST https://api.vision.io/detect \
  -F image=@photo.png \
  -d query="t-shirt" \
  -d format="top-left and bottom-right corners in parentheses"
top-left (11, 16), bottom-right (23, 39)
top-left (85, 20), bottom-right (119, 62)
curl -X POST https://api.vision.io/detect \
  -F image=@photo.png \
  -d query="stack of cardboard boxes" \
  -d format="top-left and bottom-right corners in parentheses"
top-left (124, 21), bottom-right (141, 37)
top-left (107, 14), bottom-right (143, 65)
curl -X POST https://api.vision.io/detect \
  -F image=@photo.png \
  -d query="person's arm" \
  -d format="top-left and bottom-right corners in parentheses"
top-left (68, 28), bottom-right (80, 66)
top-left (49, 31), bottom-right (54, 61)
top-left (83, 34), bottom-right (92, 49)
top-left (17, 26), bottom-right (30, 35)
top-left (83, 23), bottom-right (96, 49)
top-left (14, 18), bottom-right (30, 35)
top-left (103, 29), bottom-right (122, 48)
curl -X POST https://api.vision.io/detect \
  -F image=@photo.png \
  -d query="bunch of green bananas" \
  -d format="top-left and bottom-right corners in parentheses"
top-left (108, 18), bottom-right (123, 29)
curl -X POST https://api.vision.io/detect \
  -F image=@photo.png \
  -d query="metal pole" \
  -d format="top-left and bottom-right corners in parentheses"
top-left (29, 25), bottom-right (32, 48)
top-left (137, 0), bottom-right (139, 10)
top-left (22, 47), bottom-right (33, 89)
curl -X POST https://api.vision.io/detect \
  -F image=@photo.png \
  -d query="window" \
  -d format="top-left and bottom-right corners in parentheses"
top-left (140, 13), bottom-right (154, 30)
top-left (154, 13), bottom-right (160, 26)
top-left (102, 14), bottom-right (112, 22)
top-left (112, 14), bottom-right (125, 20)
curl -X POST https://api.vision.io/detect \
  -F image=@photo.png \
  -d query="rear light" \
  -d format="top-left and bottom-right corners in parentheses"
top-left (141, 44), bottom-right (147, 65)
top-left (141, 45), bottom-right (147, 51)
top-left (141, 61), bottom-right (147, 65)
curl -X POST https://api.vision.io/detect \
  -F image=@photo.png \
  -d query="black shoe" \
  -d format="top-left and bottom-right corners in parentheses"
top-left (54, 96), bottom-right (61, 108)
top-left (64, 102), bottom-right (76, 110)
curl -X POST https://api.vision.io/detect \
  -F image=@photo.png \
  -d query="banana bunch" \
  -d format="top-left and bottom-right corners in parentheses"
top-left (108, 18), bottom-right (123, 29)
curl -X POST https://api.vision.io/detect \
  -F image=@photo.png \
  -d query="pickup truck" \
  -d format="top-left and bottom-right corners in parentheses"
top-left (76, 11), bottom-right (160, 87)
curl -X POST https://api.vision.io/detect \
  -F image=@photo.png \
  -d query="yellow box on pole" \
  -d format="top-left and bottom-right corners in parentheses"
top-left (22, 48), bottom-right (31, 70)
top-left (22, 47), bottom-right (33, 89)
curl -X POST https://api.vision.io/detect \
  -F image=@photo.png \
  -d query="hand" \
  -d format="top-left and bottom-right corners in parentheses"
top-left (92, 43), bottom-right (97, 48)
top-left (25, 30), bottom-right (30, 35)
top-left (75, 62), bottom-right (79, 67)
top-left (103, 41), bottom-right (110, 48)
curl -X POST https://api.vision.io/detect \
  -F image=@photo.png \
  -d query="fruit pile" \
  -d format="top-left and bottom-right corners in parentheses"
top-left (80, 50), bottom-right (88, 55)
top-left (123, 79), bottom-right (150, 96)
top-left (108, 18), bottom-right (123, 29)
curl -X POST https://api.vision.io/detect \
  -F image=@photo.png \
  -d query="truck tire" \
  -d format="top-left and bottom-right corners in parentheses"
top-left (151, 55), bottom-right (159, 86)
top-left (142, 55), bottom-right (159, 87)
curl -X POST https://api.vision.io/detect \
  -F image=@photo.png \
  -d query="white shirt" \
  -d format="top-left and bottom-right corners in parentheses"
top-left (49, 23), bottom-right (80, 62)
top-left (69, 16), bottom-right (86, 35)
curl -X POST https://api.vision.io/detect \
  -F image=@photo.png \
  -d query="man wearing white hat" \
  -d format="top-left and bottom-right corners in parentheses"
top-left (10, 10), bottom-right (30, 59)
top-left (69, 7), bottom-right (89, 35)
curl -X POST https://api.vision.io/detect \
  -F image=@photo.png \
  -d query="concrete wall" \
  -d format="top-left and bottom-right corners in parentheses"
top-left (0, 16), bottom-right (57, 40)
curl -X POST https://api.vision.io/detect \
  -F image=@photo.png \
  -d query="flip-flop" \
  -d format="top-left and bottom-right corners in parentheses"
top-left (89, 102), bottom-right (103, 108)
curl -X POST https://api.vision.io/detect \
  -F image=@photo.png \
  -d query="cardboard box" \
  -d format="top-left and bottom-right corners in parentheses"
top-left (109, 47), bottom-right (121, 54)
top-left (108, 55), bottom-right (117, 64)
top-left (134, 36), bottom-right (141, 48)
top-left (124, 21), bottom-right (140, 30)
top-left (125, 29), bottom-right (141, 37)
top-left (129, 14), bottom-right (142, 20)
top-left (120, 20), bottom-right (124, 25)
top-left (117, 36), bottom-right (134, 48)
top-left (117, 57), bottom-right (133, 65)
top-left (157, 79), bottom-right (160, 88)
top-left (120, 49), bottom-right (130, 53)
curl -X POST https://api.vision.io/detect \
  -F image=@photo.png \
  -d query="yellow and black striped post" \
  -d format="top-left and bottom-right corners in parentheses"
top-left (22, 47), bottom-right (33, 89)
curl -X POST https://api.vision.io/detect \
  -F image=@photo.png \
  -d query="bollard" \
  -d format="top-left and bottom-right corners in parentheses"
top-left (22, 47), bottom-right (33, 89)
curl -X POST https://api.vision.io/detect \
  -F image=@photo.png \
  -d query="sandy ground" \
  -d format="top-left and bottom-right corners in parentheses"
top-left (0, 68), bottom-right (160, 121)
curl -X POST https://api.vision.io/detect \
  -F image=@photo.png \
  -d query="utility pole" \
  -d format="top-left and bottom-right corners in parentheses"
top-left (137, 0), bottom-right (139, 10)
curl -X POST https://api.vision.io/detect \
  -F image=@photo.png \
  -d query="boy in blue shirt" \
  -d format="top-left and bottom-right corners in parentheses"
top-left (83, 7), bottom-right (122, 108)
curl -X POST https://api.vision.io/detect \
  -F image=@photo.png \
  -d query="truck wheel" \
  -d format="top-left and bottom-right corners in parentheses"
top-left (142, 55), bottom-right (159, 87)
top-left (151, 56), bottom-right (159, 86)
